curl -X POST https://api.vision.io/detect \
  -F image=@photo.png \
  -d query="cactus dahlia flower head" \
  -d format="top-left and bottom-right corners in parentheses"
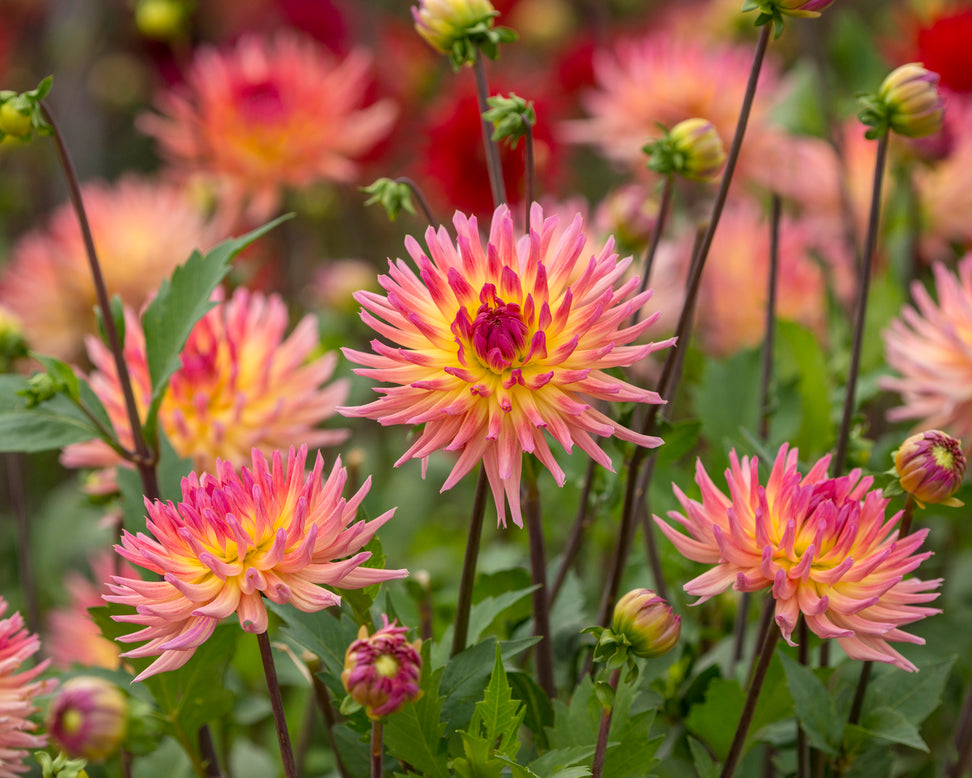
top-left (342, 616), bottom-right (422, 719)
top-left (139, 32), bottom-right (396, 221)
top-left (61, 287), bottom-right (349, 485)
top-left (882, 255), bottom-right (972, 451)
top-left (894, 430), bottom-right (966, 507)
top-left (0, 176), bottom-right (216, 363)
top-left (654, 444), bottom-right (941, 671)
top-left (0, 598), bottom-right (56, 778)
top-left (105, 446), bottom-right (407, 681)
top-left (340, 203), bottom-right (674, 528)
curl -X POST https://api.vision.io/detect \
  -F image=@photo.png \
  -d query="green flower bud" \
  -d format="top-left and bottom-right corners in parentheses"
top-left (644, 118), bottom-right (726, 182)
top-left (859, 63), bottom-right (945, 140)
top-left (612, 589), bottom-right (681, 659)
top-left (412, 0), bottom-right (497, 54)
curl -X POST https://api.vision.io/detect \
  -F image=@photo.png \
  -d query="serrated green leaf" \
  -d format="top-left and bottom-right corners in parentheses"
top-left (863, 656), bottom-right (955, 725)
top-left (848, 706), bottom-right (928, 752)
top-left (383, 640), bottom-right (451, 778)
top-left (452, 733), bottom-right (505, 778)
top-left (435, 585), bottom-right (540, 667)
top-left (468, 644), bottom-right (525, 759)
top-left (527, 746), bottom-right (596, 776)
top-left (779, 652), bottom-right (843, 755)
top-left (141, 216), bottom-right (291, 438)
top-left (507, 669), bottom-right (553, 751)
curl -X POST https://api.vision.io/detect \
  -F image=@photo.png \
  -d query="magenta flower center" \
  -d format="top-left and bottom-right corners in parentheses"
top-left (233, 79), bottom-right (286, 125)
top-left (470, 299), bottom-right (528, 372)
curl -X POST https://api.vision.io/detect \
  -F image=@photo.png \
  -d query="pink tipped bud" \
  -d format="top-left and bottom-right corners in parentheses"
top-left (341, 617), bottom-right (423, 719)
top-left (647, 118), bottom-right (726, 182)
top-left (46, 676), bottom-right (128, 762)
top-left (894, 430), bottom-right (966, 507)
top-left (412, 0), bottom-right (498, 55)
top-left (612, 589), bottom-right (681, 659)
top-left (879, 63), bottom-right (945, 139)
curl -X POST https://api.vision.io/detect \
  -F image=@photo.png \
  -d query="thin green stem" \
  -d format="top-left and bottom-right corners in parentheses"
top-left (394, 177), bottom-right (440, 229)
top-left (371, 719), bottom-right (383, 778)
top-left (42, 103), bottom-right (160, 502)
top-left (452, 466), bottom-right (490, 656)
top-left (473, 56), bottom-right (507, 207)
top-left (833, 133), bottom-right (890, 476)
top-left (257, 631), bottom-right (298, 778)
top-left (720, 619), bottom-right (780, 778)
top-left (524, 459), bottom-right (555, 697)
top-left (591, 668), bottom-right (621, 778)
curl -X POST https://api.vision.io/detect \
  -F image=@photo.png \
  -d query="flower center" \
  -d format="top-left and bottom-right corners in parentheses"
top-left (233, 79), bottom-right (286, 125)
top-left (470, 298), bottom-right (527, 373)
top-left (374, 654), bottom-right (400, 679)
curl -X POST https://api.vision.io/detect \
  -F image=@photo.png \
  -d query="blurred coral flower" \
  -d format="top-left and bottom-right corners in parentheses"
top-left (0, 597), bottom-right (56, 778)
top-left (106, 446), bottom-right (407, 681)
top-left (139, 32), bottom-right (397, 220)
top-left (883, 255), bottom-right (972, 450)
top-left (61, 287), bottom-right (349, 481)
top-left (341, 203), bottom-right (673, 527)
top-left (0, 176), bottom-right (216, 362)
top-left (655, 445), bottom-right (941, 671)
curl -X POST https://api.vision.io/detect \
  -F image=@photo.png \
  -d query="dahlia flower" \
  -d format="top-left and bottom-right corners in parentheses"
top-left (61, 287), bottom-right (348, 481)
top-left (0, 597), bottom-right (56, 777)
top-left (341, 203), bottom-right (673, 527)
top-left (883, 256), bottom-right (972, 449)
top-left (655, 445), bottom-right (941, 671)
top-left (106, 446), bottom-right (407, 681)
top-left (342, 616), bottom-right (422, 719)
top-left (0, 175), bottom-right (216, 362)
top-left (139, 32), bottom-right (396, 221)
top-left (562, 34), bottom-right (781, 188)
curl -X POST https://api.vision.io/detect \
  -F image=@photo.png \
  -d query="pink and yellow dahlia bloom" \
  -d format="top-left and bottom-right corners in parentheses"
top-left (139, 32), bottom-right (397, 221)
top-left (61, 287), bottom-right (348, 482)
top-left (882, 255), bottom-right (972, 451)
top-left (0, 175), bottom-right (217, 362)
top-left (655, 445), bottom-right (941, 671)
top-left (106, 446), bottom-right (407, 681)
top-left (0, 597), bottom-right (56, 777)
top-left (341, 203), bottom-right (673, 527)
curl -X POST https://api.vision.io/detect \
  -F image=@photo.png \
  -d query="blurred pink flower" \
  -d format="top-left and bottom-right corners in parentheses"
top-left (0, 597), bottom-right (56, 777)
top-left (61, 287), bottom-right (348, 481)
top-left (106, 446), bottom-right (407, 681)
top-left (655, 445), bottom-right (941, 671)
top-left (341, 203), bottom-right (673, 527)
top-left (562, 34), bottom-right (782, 189)
top-left (883, 255), bottom-right (972, 450)
top-left (140, 32), bottom-right (396, 221)
top-left (0, 175), bottom-right (217, 362)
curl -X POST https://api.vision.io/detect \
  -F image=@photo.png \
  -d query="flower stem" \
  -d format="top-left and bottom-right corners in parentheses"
top-left (452, 466), bottom-right (490, 656)
top-left (197, 724), bottom-right (224, 777)
top-left (949, 683), bottom-right (972, 778)
top-left (797, 619), bottom-right (810, 778)
top-left (311, 674), bottom-right (352, 778)
top-left (898, 494), bottom-right (917, 538)
top-left (473, 55), bottom-right (507, 207)
top-left (371, 719), bottom-right (384, 778)
top-left (524, 125), bottom-right (536, 232)
top-left (759, 193), bottom-right (781, 441)
top-left (833, 132), bottom-right (890, 476)
top-left (394, 177), bottom-right (440, 229)
top-left (257, 631), bottom-right (298, 778)
top-left (591, 668), bottom-right (621, 778)
top-left (721, 619), bottom-right (780, 778)
top-left (41, 102), bottom-right (160, 502)
top-left (630, 174), bottom-right (676, 328)
top-left (524, 459), bottom-right (555, 698)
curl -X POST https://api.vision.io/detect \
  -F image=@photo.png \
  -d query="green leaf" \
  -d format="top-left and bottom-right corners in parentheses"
top-left (772, 320), bottom-right (833, 456)
top-left (0, 375), bottom-right (101, 451)
top-left (690, 348), bottom-right (762, 451)
top-left (847, 706), bottom-right (928, 752)
top-left (383, 640), bottom-right (451, 778)
top-left (141, 216), bottom-right (291, 439)
top-left (468, 644), bottom-right (525, 759)
top-left (265, 600), bottom-right (361, 680)
top-left (434, 585), bottom-right (539, 667)
top-left (863, 656), bottom-right (955, 725)
top-left (527, 746), bottom-right (596, 777)
top-left (507, 669), bottom-right (554, 751)
top-left (688, 737), bottom-right (719, 778)
top-left (779, 653), bottom-right (843, 755)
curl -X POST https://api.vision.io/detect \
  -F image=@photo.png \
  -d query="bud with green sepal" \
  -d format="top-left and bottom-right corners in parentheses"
top-left (35, 752), bottom-right (89, 778)
top-left (483, 92), bottom-right (535, 148)
top-left (742, 0), bottom-right (835, 37)
top-left (644, 118), bottom-right (727, 182)
top-left (0, 77), bottom-right (53, 143)
top-left (893, 430), bottom-right (966, 508)
top-left (361, 178), bottom-right (416, 222)
top-left (858, 63), bottom-right (945, 140)
top-left (412, 0), bottom-right (517, 70)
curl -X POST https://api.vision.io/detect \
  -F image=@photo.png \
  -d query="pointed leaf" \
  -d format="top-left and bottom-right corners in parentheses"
top-left (848, 706), bottom-right (928, 752)
top-left (779, 653), bottom-right (843, 755)
top-left (468, 643), bottom-right (525, 758)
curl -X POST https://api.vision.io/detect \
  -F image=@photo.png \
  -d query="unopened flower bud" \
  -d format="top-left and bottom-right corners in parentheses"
top-left (342, 617), bottom-right (422, 719)
top-left (645, 118), bottom-right (726, 182)
top-left (773, 0), bottom-right (835, 17)
top-left (0, 98), bottom-right (32, 139)
top-left (612, 589), bottom-right (681, 659)
top-left (412, 0), bottom-right (498, 55)
top-left (46, 676), bottom-right (128, 762)
top-left (894, 430), bottom-right (966, 507)
top-left (135, 0), bottom-right (189, 40)
top-left (860, 63), bottom-right (945, 140)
